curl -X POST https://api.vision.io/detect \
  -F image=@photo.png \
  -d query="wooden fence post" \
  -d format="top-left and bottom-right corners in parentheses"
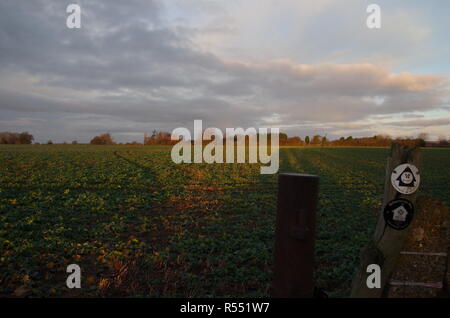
top-left (272, 173), bottom-right (319, 298)
top-left (351, 143), bottom-right (421, 297)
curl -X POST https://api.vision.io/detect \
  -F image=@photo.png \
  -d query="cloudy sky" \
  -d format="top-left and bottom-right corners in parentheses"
top-left (0, 0), bottom-right (449, 143)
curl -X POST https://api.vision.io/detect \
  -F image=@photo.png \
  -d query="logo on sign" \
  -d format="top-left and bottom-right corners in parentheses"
top-left (383, 199), bottom-right (414, 230)
top-left (390, 164), bottom-right (420, 194)
top-left (392, 206), bottom-right (408, 222)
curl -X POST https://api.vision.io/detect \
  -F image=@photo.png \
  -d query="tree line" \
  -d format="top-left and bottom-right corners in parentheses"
top-left (1, 131), bottom-right (448, 147)
top-left (96, 131), bottom-right (447, 147)
top-left (0, 132), bottom-right (34, 144)
top-left (89, 131), bottom-right (175, 145)
top-left (281, 133), bottom-right (447, 147)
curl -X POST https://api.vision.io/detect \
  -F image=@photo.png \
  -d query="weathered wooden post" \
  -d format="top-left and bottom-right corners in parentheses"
top-left (272, 173), bottom-right (319, 297)
top-left (351, 143), bottom-right (421, 297)
top-left (387, 195), bottom-right (449, 297)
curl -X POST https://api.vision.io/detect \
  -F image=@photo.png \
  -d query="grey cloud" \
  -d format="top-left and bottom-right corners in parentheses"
top-left (384, 118), bottom-right (450, 128)
top-left (0, 0), bottom-right (449, 143)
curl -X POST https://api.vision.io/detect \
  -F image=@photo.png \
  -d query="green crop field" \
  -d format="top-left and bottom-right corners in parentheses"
top-left (0, 145), bottom-right (448, 297)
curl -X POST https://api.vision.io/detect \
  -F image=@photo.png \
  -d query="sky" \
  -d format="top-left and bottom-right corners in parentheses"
top-left (0, 0), bottom-right (449, 143)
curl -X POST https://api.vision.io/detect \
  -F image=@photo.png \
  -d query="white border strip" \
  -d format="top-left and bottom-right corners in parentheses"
top-left (389, 280), bottom-right (443, 289)
top-left (400, 251), bottom-right (447, 257)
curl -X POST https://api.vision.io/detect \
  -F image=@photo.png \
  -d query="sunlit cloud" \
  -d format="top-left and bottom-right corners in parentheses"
top-left (0, 0), bottom-right (449, 142)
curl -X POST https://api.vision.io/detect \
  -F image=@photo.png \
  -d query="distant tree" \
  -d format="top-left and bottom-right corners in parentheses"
top-left (311, 135), bottom-right (322, 145)
top-left (305, 136), bottom-right (310, 145)
top-left (417, 133), bottom-right (428, 147)
top-left (47, 140), bottom-right (53, 145)
top-left (0, 132), bottom-right (15, 144)
top-left (144, 131), bottom-right (172, 145)
top-left (438, 136), bottom-right (449, 146)
top-left (18, 132), bottom-right (34, 144)
top-left (286, 136), bottom-right (303, 146)
top-left (0, 131), bottom-right (34, 144)
top-left (72, 140), bottom-right (78, 145)
top-left (278, 133), bottom-right (288, 145)
top-left (417, 133), bottom-right (428, 141)
top-left (90, 133), bottom-right (115, 145)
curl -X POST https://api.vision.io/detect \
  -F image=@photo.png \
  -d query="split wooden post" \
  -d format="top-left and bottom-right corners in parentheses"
top-left (351, 143), bottom-right (421, 297)
top-left (272, 173), bottom-right (319, 298)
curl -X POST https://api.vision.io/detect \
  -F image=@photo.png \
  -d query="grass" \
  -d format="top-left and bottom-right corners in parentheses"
top-left (0, 145), bottom-right (448, 297)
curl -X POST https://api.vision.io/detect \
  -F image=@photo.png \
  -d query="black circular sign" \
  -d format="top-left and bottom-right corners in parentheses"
top-left (383, 199), bottom-right (414, 230)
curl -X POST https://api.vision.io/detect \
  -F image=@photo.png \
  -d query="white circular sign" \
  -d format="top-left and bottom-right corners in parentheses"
top-left (390, 164), bottom-right (420, 195)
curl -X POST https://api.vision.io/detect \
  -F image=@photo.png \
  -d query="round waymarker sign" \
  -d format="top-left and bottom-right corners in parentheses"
top-left (383, 199), bottom-right (414, 230)
top-left (390, 163), bottom-right (420, 195)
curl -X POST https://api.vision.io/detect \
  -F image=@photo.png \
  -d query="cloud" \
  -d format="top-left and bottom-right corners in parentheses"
top-left (0, 0), bottom-right (449, 142)
top-left (384, 117), bottom-right (450, 128)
